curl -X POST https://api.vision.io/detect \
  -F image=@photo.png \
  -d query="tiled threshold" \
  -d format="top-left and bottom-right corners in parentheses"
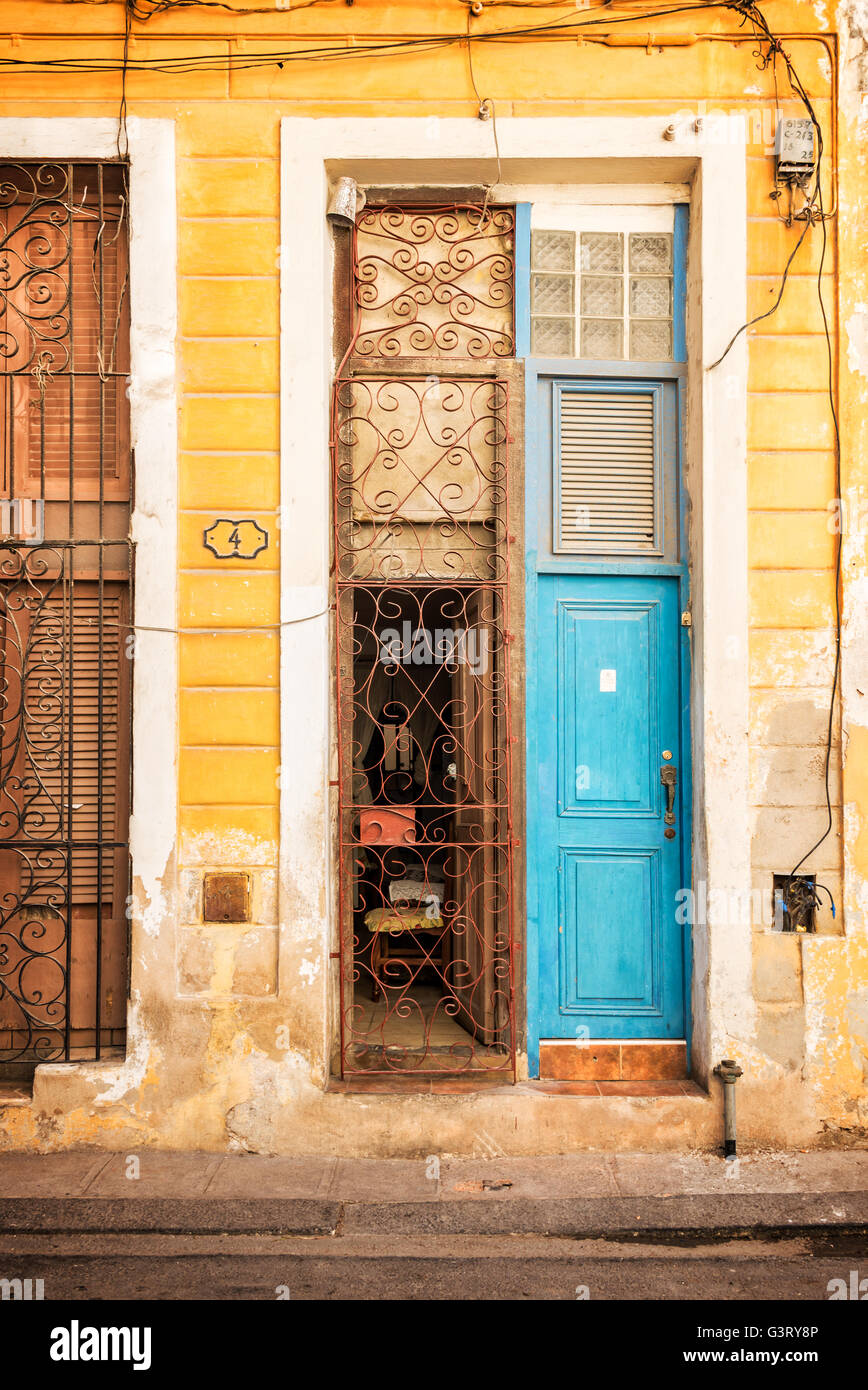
top-left (539, 1040), bottom-right (688, 1083)
top-left (0, 1083), bottom-right (32, 1106)
top-left (329, 1075), bottom-right (705, 1097)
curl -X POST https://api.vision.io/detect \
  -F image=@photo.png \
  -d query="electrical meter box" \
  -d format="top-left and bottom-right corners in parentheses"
top-left (775, 117), bottom-right (815, 180)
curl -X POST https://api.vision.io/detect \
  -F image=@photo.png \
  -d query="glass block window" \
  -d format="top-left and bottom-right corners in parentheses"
top-left (531, 230), bottom-right (575, 356)
top-left (628, 233), bottom-right (673, 360)
top-left (531, 226), bottom-right (674, 362)
top-left (580, 233), bottom-right (624, 359)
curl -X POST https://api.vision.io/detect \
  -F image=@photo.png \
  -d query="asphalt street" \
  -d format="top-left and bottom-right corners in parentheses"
top-left (2, 1228), bottom-right (866, 1299)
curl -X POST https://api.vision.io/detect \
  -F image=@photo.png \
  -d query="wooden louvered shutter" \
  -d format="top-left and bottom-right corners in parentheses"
top-left (555, 385), bottom-right (660, 554)
top-left (0, 581), bottom-right (130, 1043)
top-left (32, 583), bottom-right (129, 906)
top-left (11, 214), bottom-right (129, 502)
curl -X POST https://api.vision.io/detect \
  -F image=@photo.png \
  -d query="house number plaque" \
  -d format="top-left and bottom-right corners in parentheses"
top-left (203, 518), bottom-right (269, 560)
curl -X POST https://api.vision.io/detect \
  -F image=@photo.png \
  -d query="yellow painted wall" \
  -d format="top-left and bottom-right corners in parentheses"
top-left (1, 0), bottom-right (866, 1152)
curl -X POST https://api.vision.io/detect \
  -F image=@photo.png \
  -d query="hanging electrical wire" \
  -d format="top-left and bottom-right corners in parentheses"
top-left (9, 0), bottom-right (844, 924)
top-left (0, 3), bottom-right (826, 75)
top-left (697, 2), bottom-right (841, 916)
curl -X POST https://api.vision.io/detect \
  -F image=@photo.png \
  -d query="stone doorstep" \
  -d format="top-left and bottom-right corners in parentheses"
top-left (328, 1075), bottom-right (704, 1097)
top-left (1, 1076), bottom-right (706, 1104)
top-left (539, 1039), bottom-right (688, 1083)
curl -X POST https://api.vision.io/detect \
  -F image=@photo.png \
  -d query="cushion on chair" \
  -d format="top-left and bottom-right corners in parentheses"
top-left (364, 907), bottom-right (444, 933)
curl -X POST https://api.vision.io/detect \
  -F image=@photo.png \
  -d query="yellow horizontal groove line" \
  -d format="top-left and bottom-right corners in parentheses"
top-left (181, 803), bottom-right (278, 810)
top-left (748, 805), bottom-right (840, 812)
top-left (748, 333), bottom-right (835, 340)
top-left (7, 28), bottom-right (836, 42)
top-left (181, 275), bottom-right (276, 281)
top-left (181, 685), bottom-right (277, 691)
top-left (0, 95), bottom-right (831, 105)
top-left (750, 693), bottom-right (837, 699)
top-left (741, 335), bottom-right (834, 342)
top-left (180, 850), bottom-right (276, 861)
top-left (180, 217), bottom-right (278, 223)
top-left (747, 277), bottom-right (834, 284)
top-left (181, 336), bottom-right (279, 342)
top-left (181, 745), bottom-right (278, 751)
top-left (179, 217), bottom-right (277, 224)
top-left (756, 745), bottom-right (840, 756)
top-left (1, 97), bottom-right (817, 107)
top-left (181, 509), bottom-right (279, 515)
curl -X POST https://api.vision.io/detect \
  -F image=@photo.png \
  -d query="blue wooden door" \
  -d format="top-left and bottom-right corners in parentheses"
top-left (526, 364), bottom-right (690, 1063)
top-left (535, 572), bottom-right (685, 1039)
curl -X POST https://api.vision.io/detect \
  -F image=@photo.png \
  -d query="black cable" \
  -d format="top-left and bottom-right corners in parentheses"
top-left (117, 0), bottom-right (132, 159)
top-left (706, 214), bottom-right (811, 370)
top-left (0, 3), bottom-right (797, 75)
top-left (787, 166), bottom-right (841, 912)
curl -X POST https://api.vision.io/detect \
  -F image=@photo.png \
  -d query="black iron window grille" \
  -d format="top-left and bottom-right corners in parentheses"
top-left (0, 161), bottom-right (132, 1069)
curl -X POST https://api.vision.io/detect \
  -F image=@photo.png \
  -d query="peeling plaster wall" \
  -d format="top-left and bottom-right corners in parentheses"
top-left (0, 0), bottom-right (866, 1155)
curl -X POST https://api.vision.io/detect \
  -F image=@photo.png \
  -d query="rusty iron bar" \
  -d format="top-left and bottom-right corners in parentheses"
top-left (333, 211), bottom-right (517, 1074)
top-left (0, 162), bottom-right (131, 1068)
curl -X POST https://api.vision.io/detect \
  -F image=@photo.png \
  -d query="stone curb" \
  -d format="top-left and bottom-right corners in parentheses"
top-left (2, 1192), bottom-right (866, 1237)
top-left (0, 1198), bottom-right (341, 1235)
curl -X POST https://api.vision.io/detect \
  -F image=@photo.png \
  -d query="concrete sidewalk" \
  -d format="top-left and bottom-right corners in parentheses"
top-left (1, 1149), bottom-right (867, 1236)
top-left (3, 1147), bottom-right (868, 1199)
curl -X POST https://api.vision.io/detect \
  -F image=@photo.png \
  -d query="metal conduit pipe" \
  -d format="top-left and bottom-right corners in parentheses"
top-left (713, 1058), bottom-right (744, 1160)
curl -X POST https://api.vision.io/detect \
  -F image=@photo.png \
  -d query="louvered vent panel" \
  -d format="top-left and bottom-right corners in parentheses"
top-left (557, 389), bottom-right (657, 553)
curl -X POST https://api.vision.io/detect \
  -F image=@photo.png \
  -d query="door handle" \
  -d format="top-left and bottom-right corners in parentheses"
top-left (660, 764), bottom-right (678, 828)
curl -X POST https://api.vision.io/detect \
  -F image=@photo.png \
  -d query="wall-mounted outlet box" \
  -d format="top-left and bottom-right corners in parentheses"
top-left (772, 873), bottom-right (816, 933)
top-left (203, 872), bottom-right (250, 923)
top-left (775, 117), bottom-right (815, 181)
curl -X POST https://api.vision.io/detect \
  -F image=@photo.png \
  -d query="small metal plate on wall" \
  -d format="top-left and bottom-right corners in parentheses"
top-left (203, 519), bottom-right (268, 560)
top-left (203, 872), bottom-right (250, 923)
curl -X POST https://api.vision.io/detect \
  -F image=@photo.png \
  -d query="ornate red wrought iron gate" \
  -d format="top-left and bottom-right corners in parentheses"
top-left (332, 204), bottom-right (518, 1077)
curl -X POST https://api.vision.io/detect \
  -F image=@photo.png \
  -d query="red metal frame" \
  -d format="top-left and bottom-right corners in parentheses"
top-left (332, 312), bottom-right (517, 1076)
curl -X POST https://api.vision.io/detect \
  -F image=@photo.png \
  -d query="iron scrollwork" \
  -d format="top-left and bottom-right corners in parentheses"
top-left (353, 204), bottom-right (516, 360)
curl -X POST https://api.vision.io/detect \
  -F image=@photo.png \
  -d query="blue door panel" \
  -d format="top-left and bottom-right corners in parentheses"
top-left (536, 571), bottom-right (685, 1041)
top-left (557, 597), bottom-right (657, 816)
top-left (559, 849), bottom-right (660, 1016)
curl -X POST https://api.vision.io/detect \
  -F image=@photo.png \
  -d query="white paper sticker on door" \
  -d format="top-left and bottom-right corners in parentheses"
top-left (600, 669), bottom-right (616, 692)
